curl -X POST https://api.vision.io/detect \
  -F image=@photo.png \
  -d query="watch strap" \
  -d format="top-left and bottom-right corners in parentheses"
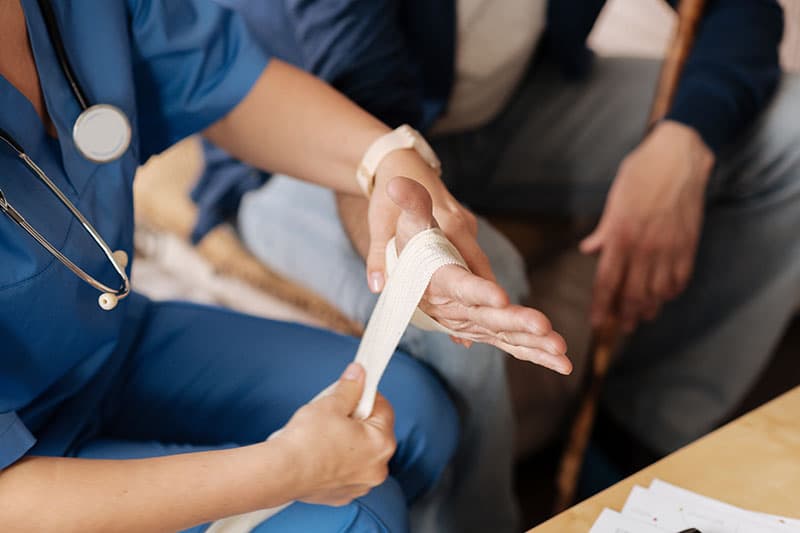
top-left (356, 125), bottom-right (441, 196)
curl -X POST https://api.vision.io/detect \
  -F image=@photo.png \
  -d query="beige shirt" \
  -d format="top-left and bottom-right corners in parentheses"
top-left (433, 0), bottom-right (547, 134)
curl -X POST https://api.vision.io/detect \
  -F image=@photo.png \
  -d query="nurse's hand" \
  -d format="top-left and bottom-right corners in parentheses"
top-left (270, 363), bottom-right (396, 506)
top-left (386, 177), bottom-right (572, 375)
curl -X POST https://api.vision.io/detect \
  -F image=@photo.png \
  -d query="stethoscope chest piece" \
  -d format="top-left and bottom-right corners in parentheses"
top-left (72, 104), bottom-right (131, 163)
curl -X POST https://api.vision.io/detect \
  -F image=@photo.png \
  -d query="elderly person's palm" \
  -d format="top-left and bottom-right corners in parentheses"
top-left (386, 177), bottom-right (572, 375)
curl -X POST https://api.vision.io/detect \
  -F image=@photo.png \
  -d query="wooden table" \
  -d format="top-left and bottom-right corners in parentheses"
top-left (530, 386), bottom-right (800, 532)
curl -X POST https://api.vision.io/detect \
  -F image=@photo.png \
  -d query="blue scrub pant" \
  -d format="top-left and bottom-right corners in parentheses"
top-left (71, 300), bottom-right (459, 532)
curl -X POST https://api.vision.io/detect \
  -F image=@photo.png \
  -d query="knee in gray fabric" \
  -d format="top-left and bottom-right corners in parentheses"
top-left (475, 218), bottom-right (529, 305)
top-left (713, 76), bottom-right (800, 203)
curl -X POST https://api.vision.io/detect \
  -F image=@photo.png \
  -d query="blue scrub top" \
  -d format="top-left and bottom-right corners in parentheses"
top-left (0, 0), bottom-right (269, 470)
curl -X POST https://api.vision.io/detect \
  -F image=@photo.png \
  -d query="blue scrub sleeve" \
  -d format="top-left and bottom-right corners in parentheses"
top-left (127, 0), bottom-right (271, 161)
top-left (0, 412), bottom-right (36, 470)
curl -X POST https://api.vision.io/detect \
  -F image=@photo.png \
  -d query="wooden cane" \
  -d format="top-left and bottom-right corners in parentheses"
top-left (553, 0), bottom-right (708, 513)
top-left (553, 319), bottom-right (619, 512)
top-left (648, 0), bottom-right (708, 128)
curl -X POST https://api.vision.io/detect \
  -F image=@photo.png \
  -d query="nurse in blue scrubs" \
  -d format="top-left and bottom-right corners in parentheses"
top-left (0, 1), bottom-right (570, 531)
top-left (0, 2), bottom-right (459, 531)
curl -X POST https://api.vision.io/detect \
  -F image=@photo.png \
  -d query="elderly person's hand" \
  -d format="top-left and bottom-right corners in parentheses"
top-left (373, 175), bottom-right (572, 375)
top-left (580, 120), bottom-right (715, 333)
top-left (364, 149), bottom-right (494, 292)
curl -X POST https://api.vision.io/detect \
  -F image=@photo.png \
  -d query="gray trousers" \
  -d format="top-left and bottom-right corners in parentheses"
top-left (236, 56), bottom-right (800, 532)
top-left (431, 55), bottom-right (800, 454)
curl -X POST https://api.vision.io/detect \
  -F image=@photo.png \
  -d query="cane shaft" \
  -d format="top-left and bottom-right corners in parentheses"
top-left (553, 0), bottom-right (708, 514)
top-left (648, 0), bottom-right (707, 127)
top-left (554, 323), bottom-right (618, 511)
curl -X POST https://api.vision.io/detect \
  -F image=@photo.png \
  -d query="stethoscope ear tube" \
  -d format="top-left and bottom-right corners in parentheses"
top-left (0, 128), bottom-right (25, 154)
top-left (0, 134), bottom-right (130, 310)
top-left (0, 179), bottom-right (129, 299)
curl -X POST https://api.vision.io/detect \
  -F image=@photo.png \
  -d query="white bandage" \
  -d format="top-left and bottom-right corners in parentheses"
top-left (207, 228), bottom-right (466, 532)
top-left (384, 228), bottom-right (468, 337)
top-left (353, 228), bottom-right (468, 418)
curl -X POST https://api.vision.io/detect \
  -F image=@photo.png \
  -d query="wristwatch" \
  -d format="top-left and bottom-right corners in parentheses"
top-left (356, 125), bottom-right (441, 197)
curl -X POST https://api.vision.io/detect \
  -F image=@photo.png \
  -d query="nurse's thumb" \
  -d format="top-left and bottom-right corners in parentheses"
top-left (326, 363), bottom-right (366, 416)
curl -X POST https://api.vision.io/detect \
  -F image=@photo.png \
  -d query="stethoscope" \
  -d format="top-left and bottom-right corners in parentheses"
top-left (0, 0), bottom-right (132, 311)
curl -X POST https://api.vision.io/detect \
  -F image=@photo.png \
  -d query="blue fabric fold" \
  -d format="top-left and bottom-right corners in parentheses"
top-left (0, 412), bottom-right (36, 470)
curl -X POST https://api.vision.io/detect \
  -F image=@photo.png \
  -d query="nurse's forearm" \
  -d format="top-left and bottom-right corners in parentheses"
top-left (0, 441), bottom-right (297, 532)
top-left (204, 59), bottom-right (391, 195)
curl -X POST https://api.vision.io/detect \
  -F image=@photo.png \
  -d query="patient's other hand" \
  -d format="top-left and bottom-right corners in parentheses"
top-left (387, 177), bottom-right (572, 375)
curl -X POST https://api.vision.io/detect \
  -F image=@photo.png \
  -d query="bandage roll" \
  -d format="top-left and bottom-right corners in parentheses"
top-left (208, 228), bottom-right (468, 532)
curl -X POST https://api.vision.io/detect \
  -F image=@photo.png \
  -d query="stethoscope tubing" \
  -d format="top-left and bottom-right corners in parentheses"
top-left (0, 133), bottom-right (130, 299)
top-left (37, 0), bottom-right (90, 110)
top-left (0, 2), bottom-right (131, 309)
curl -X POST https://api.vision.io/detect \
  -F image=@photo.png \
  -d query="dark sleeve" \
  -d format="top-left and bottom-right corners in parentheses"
top-left (284, 0), bottom-right (426, 129)
top-left (665, 0), bottom-right (784, 153)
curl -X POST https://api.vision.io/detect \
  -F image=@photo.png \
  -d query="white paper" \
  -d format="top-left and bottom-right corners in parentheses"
top-left (622, 484), bottom-right (786, 533)
top-left (588, 479), bottom-right (800, 533)
top-left (648, 480), bottom-right (800, 531)
top-left (589, 508), bottom-right (665, 533)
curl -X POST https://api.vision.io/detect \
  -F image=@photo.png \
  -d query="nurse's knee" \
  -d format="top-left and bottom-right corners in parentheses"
top-left (382, 354), bottom-right (459, 500)
top-left (250, 477), bottom-right (408, 533)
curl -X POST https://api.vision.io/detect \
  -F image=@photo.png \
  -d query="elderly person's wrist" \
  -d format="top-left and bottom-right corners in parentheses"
top-left (652, 120), bottom-right (716, 184)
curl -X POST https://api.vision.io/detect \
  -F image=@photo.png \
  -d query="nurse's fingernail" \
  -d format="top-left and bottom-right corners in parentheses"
top-left (342, 363), bottom-right (363, 382)
top-left (369, 272), bottom-right (385, 293)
